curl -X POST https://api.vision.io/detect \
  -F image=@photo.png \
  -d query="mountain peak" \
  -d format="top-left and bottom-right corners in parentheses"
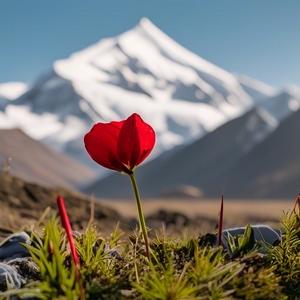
top-left (136, 17), bottom-right (159, 32)
top-left (132, 17), bottom-right (178, 48)
top-left (55, 18), bottom-right (243, 92)
top-left (121, 18), bottom-right (242, 88)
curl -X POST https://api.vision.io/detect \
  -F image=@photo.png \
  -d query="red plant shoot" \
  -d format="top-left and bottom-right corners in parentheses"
top-left (217, 194), bottom-right (224, 246)
top-left (56, 195), bottom-right (80, 266)
top-left (292, 193), bottom-right (300, 214)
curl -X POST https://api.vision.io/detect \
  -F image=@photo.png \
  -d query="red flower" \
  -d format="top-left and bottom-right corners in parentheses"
top-left (56, 195), bottom-right (80, 266)
top-left (84, 113), bottom-right (155, 174)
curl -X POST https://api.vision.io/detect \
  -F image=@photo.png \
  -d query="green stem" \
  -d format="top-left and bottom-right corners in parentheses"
top-left (129, 172), bottom-right (150, 260)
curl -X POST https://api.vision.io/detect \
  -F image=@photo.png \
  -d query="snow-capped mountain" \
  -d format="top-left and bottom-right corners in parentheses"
top-left (236, 74), bottom-right (277, 103)
top-left (0, 82), bottom-right (28, 109)
top-left (258, 86), bottom-right (300, 121)
top-left (0, 18), bottom-right (277, 172)
top-left (0, 82), bottom-right (28, 101)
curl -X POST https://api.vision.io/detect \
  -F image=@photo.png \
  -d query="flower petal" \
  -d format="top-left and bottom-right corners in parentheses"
top-left (84, 121), bottom-right (127, 172)
top-left (117, 113), bottom-right (155, 170)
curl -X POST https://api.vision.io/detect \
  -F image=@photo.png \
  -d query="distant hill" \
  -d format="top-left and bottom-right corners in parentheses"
top-left (0, 128), bottom-right (95, 189)
top-left (214, 108), bottom-right (300, 198)
top-left (84, 107), bottom-right (278, 198)
top-left (0, 172), bottom-right (125, 236)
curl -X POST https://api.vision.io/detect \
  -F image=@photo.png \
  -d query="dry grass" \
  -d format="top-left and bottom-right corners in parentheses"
top-left (100, 198), bottom-right (292, 224)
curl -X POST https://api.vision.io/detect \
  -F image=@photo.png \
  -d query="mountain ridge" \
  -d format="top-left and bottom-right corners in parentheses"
top-left (0, 128), bottom-right (96, 189)
top-left (214, 108), bottom-right (300, 198)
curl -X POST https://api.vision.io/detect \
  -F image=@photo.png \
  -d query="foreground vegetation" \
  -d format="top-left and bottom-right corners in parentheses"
top-left (1, 205), bottom-right (299, 300)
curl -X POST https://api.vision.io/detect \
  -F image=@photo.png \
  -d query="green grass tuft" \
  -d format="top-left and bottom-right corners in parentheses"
top-left (1, 210), bottom-right (300, 299)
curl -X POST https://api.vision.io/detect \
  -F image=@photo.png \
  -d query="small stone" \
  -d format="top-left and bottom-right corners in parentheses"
top-left (0, 232), bottom-right (31, 261)
top-left (222, 224), bottom-right (281, 247)
top-left (0, 262), bottom-right (25, 291)
top-left (7, 257), bottom-right (39, 281)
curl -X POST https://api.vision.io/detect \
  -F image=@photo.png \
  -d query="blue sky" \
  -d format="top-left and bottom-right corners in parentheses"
top-left (1, 0), bottom-right (299, 87)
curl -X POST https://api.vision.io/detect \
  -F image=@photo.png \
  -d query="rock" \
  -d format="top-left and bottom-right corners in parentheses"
top-left (0, 231), bottom-right (39, 292)
top-left (7, 258), bottom-right (39, 281)
top-left (0, 232), bottom-right (31, 260)
top-left (0, 262), bottom-right (25, 290)
top-left (198, 224), bottom-right (281, 251)
top-left (0, 257), bottom-right (39, 291)
top-left (222, 224), bottom-right (281, 247)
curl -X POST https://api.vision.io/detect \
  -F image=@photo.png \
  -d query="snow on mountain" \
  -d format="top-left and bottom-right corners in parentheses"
top-left (0, 82), bottom-right (28, 101)
top-left (258, 86), bottom-right (300, 121)
top-left (236, 74), bottom-right (277, 102)
top-left (0, 82), bottom-right (28, 110)
top-left (0, 18), bottom-right (277, 173)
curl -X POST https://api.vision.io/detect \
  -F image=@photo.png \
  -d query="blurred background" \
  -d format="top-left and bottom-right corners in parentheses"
top-left (0, 0), bottom-right (299, 230)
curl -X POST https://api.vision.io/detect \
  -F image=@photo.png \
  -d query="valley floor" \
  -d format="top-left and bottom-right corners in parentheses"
top-left (100, 198), bottom-right (292, 227)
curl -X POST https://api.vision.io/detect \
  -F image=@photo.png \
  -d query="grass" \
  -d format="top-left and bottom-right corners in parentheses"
top-left (0, 206), bottom-right (299, 300)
